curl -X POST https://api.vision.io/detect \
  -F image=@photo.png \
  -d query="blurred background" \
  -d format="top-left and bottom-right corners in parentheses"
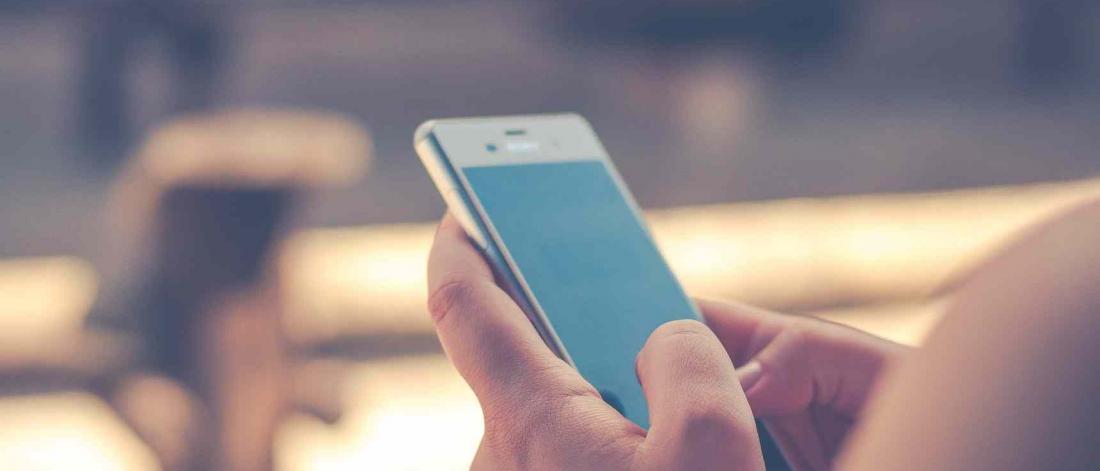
top-left (1, 0), bottom-right (1099, 469)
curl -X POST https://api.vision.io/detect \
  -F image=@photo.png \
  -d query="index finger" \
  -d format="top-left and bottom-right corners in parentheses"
top-left (427, 214), bottom-right (495, 291)
top-left (696, 298), bottom-right (788, 365)
top-left (427, 215), bottom-right (568, 404)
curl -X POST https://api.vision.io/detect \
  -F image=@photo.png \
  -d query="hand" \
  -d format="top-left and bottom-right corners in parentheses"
top-left (699, 299), bottom-right (909, 471)
top-left (427, 215), bottom-right (765, 470)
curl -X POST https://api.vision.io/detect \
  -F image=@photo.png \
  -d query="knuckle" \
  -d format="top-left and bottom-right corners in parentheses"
top-left (782, 319), bottom-right (818, 356)
top-left (785, 319), bottom-right (812, 344)
top-left (479, 410), bottom-right (531, 468)
top-left (480, 393), bottom-right (559, 467)
top-left (426, 278), bottom-right (480, 324)
top-left (528, 362), bottom-right (600, 398)
top-left (480, 387), bottom-right (615, 469)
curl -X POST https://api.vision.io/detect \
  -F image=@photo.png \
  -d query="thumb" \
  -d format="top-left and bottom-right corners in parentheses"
top-left (635, 320), bottom-right (765, 470)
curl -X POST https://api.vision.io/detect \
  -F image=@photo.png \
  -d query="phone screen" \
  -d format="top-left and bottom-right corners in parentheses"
top-left (461, 159), bottom-right (697, 429)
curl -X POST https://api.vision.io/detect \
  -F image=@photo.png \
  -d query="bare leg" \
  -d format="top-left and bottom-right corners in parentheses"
top-left (840, 200), bottom-right (1100, 470)
top-left (200, 289), bottom-right (286, 471)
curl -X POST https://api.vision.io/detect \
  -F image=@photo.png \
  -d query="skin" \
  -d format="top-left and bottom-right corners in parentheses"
top-left (427, 198), bottom-right (1100, 469)
top-left (698, 299), bottom-right (908, 471)
top-left (838, 200), bottom-right (1100, 470)
top-left (427, 215), bottom-right (764, 470)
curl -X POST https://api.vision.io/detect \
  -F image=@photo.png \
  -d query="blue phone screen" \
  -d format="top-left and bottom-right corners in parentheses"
top-left (462, 160), bottom-right (698, 429)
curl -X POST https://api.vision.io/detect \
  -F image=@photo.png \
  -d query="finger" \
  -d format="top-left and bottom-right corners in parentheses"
top-left (736, 327), bottom-right (815, 416)
top-left (428, 214), bottom-right (496, 289)
top-left (736, 360), bottom-right (765, 391)
top-left (636, 320), bottom-right (764, 468)
top-left (697, 299), bottom-right (806, 413)
top-left (696, 297), bottom-right (789, 365)
top-left (427, 215), bottom-right (569, 404)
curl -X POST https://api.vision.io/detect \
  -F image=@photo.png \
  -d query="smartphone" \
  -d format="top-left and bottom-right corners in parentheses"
top-left (416, 113), bottom-right (694, 429)
top-left (415, 114), bottom-right (790, 468)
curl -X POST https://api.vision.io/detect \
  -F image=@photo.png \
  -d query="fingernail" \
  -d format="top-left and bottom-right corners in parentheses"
top-left (737, 361), bottom-right (764, 391)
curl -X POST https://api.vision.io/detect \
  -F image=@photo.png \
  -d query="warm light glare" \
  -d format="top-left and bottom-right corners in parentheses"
top-left (279, 223), bottom-right (435, 344)
top-left (276, 356), bottom-right (482, 471)
top-left (279, 177), bottom-right (1100, 344)
top-left (650, 177), bottom-right (1100, 308)
top-left (0, 257), bottom-right (98, 353)
top-left (0, 393), bottom-right (159, 470)
top-left (810, 300), bottom-right (948, 346)
top-left (268, 180), bottom-right (1100, 468)
top-left (3, 179), bottom-right (1096, 470)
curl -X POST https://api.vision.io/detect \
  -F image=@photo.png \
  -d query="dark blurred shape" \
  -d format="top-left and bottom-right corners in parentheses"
top-left (119, 182), bottom-right (292, 470)
top-left (91, 108), bottom-right (370, 470)
top-left (142, 187), bottom-right (290, 389)
top-left (555, 0), bottom-right (851, 59)
top-left (758, 419), bottom-right (791, 471)
top-left (77, 1), bottom-right (231, 168)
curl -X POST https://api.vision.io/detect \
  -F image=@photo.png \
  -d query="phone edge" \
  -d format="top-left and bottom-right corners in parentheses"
top-left (414, 122), bottom-right (573, 364)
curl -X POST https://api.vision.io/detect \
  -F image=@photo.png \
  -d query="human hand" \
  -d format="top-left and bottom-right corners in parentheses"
top-left (427, 215), bottom-right (765, 470)
top-left (699, 299), bottom-right (908, 471)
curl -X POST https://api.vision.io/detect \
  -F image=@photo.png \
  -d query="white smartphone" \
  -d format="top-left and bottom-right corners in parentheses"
top-left (414, 113), bottom-right (703, 429)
